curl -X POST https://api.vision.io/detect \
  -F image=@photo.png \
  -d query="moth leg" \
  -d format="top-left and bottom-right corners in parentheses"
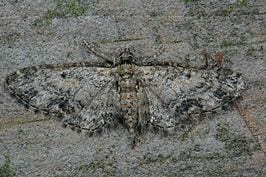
top-left (83, 40), bottom-right (115, 65)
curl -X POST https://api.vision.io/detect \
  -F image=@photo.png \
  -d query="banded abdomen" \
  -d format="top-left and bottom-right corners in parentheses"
top-left (117, 63), bottom-right (146, 133)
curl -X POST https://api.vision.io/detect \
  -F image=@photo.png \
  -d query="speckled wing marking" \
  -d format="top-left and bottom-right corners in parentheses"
top-left (65, 80), bottom-right (121, 134)
top-left (4, 45), bottom-right (246, 137)
top-left (5, 63), bottom-right (121, 133)
top-left (139, 65), bottom-right (246, 131)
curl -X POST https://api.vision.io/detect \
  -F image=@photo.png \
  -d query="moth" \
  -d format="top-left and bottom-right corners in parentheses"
top-left (5, 41), bottom-right (246, 138)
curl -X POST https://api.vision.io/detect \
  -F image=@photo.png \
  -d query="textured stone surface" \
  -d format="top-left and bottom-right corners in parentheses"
top-left (0, 0), bottom-right (265, 176)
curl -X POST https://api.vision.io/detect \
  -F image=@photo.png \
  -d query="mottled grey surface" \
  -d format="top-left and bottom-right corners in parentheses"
top-left (0, 0), bottom-right (265, 177)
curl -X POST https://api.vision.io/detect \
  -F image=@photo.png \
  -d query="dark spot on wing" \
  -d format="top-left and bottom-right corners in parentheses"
top-left (213, 88), bottom-right (227, 99)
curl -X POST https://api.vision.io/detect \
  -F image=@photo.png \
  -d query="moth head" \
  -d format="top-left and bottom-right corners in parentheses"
top-left (119, 48), bottom-right (133, 64)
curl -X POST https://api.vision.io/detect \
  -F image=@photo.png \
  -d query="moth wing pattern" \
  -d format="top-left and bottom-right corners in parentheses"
top-left (5, 63), bottom-right (121, 133)
top-left (4, 43), bottom-right (247, 137)
top-left (65, 79), bottom-right (121, 134)
top-left (142, 86), bottom-right (178, 132)
top-left (139, 65), bottom-right (246, 131)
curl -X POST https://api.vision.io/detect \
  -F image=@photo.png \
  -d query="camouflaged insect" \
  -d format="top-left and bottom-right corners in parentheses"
top-left (5, 41), bottom-right (246, 136)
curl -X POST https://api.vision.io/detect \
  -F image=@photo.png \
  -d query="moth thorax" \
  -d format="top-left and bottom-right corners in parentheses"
top-left (117, 63), bottom-right (135, 77)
